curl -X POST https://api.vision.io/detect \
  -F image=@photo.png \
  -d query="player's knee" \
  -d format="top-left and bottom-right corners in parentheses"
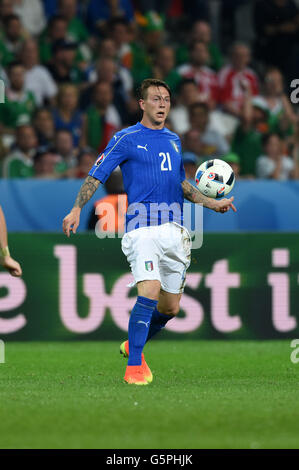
top-left (137, 280), bottom-right (161, 300)
top-left (159, 302), bottom-right (180, 316)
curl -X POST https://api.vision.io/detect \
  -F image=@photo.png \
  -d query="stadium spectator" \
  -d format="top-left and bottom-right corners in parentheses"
top-left (13, 0), bottom-right (46, 36)
top-left (2, 124), bottom-right (37, 178)
top-left (137, 0), bottom-right (172, 14)
top-left (46, 39), bottom-right (82, 84)
top-left (232, 90), bottom-right (271, 177)
top-left (176, 20), bottom-right (223, 71)
top-left (222, 152), bottom-right (241, 179)
top-left (0, 14), bottom-right (25, 66)
top-left (39, 15), bottom-right (68, 64)
top-left (129, 11), bottom-right (165, 86)
top-left (107, 17), bottom-right (133, 68)
top-left (0, 61), bottom-right (36, 134)
top-left (182, 152), bottom-right (198, 180)
top-left (21, 38), bottom-right (58, 107)
top-left (0, 63), bottom-right (8, 86)
top-left (95, 57), bottom-right (133, 96)
top-left (82, 57), bottom-right (136, 123)
top-left (182, 129), bottom-right (203, 157)
top-left (256, 133), bottom-right (299, 180)
top-left (52, 84), bottom-right (82, 147)
top-left (54, 129), bottom-right (78, 170)
top-left (253, 0), bottom-right (299, 75)
top-left (105, 16), bottom-right (152, 89)
top-left (33, 108), bottom-right (56, 146)
top-left (80, 80), bottom-right (121, 153)
top-left (169, 78), bottom-right (201, 135)
top-left (151, 46), bottom-right (182, 95)
top-left (0, 0), bottom-right (14, 29)
top-left (58, 0), bottom-right (88, 44)
top-left (42, 0), bottom-right (58, 19)
top-left (33, 146), bottom-right (62, 179)
top-left (0, 0), bottom-right (296, 190)
top-left (97, 38), bottom-right (117, 61)
top-left (0, 137), bottom-right (8, 165)
top-left (67, 147), bottom-right (97, 178)
top-left (86, 0), bottom-right (134, 34)
top-left (187, 102), bottom-right (230, 160)
top-left (177, 41), bottom-right (219, 109)
top-left (183, 0), bottom-right (210, 21)
top-left (218, 42), bottom-right (259, 118)
top-left (258, 67), bottom-right (297, 135)
top-left (58, 0), bottom-right (92, 63)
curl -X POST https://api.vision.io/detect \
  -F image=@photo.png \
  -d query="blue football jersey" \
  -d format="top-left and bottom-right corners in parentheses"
top-left (88, 122), bottom-right (186, 231)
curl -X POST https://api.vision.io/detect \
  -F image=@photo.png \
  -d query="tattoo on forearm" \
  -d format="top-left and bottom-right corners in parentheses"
top-left (181, 180), bottom-right (211, 206)
top-left (74, 176), bottom-right (101, 209)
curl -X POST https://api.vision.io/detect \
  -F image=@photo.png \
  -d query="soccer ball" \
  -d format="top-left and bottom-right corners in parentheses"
top-left (195, 159), bottom-right (235, 199)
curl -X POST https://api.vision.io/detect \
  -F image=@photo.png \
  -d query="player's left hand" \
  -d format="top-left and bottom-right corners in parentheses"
top-left (213, 196), bottom-right (237, 214)
top-left (0, 256), bottom-right (22, 277)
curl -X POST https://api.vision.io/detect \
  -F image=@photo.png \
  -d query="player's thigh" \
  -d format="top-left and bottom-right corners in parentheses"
top-left (137, 280), bottom-right (161, 300)
top-left (158, 289), bottom-right (182, 316)
top-left (121, 227), bottom-right (163, 287)
top-left (159, 224), bottom-right (191, 296)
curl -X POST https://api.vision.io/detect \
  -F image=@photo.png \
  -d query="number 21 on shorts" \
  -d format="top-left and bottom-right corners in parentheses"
top-left (159, 152), bottom-right (172, 171)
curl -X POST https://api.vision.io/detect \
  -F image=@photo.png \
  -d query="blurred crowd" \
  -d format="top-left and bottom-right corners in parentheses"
top-left (0, 0), bottom-right (299, 185)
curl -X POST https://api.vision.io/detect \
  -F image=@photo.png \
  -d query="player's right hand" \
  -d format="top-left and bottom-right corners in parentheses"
top-left (213, 196), bottom-right (237, 213)
top-left (0, 256), bottom-right (22, 277)
top-left (63, 208), bottom-right (81, 237)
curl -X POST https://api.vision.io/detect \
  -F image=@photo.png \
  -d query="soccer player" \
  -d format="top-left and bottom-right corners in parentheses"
top-left (0, 205), bottom-right (22, 277)
top-left (63, 78), bottom-right (236, 385)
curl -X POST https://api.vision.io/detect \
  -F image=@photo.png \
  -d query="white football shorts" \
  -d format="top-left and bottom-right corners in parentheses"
top-left (121, 222), bottom-right (192, 294)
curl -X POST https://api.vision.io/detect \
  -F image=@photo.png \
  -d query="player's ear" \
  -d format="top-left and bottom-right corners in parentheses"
top-left (139, 99), bottom-right (145, 111)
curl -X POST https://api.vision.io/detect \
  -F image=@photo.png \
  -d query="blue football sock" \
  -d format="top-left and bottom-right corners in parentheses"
top-left (146, 306), bottom-right (174, 342)
top-left (127, 296), bottom-right (158, 366)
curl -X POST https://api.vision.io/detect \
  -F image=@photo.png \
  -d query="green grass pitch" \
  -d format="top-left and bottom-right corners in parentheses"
top-left (0, 340), bottom-right (299, 449)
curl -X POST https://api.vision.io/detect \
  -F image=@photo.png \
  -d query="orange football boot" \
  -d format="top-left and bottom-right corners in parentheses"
top-left (120, 340), bottom-right (153, 383)
top-left (123, 365), bottom-right (148, 385)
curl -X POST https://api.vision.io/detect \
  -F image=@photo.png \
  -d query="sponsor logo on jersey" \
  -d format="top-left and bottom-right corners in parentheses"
top-left (170, 140), bottom-right (179, 153)
top-left (137, 144), bottom-right (148, 151)
top-left (137, 320), bottom-right (150, 328)
top-left (95, 153), bottom-right (105, 166)
top-left (145, 260), bottom-right (154, 272)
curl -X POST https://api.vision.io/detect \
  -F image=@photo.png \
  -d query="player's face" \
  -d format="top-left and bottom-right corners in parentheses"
top-left (140, 86), bottom-right (171, 127)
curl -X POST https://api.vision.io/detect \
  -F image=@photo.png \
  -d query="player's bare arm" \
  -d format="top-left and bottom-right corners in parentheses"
top-left (63, 175), bottom-right (101, 237)
top-left (181, 179), bottom-right (237, 213)
top-left (0, 205), bottom-right (22, 277)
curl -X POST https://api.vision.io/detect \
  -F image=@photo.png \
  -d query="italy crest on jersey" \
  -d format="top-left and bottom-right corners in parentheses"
top-left (170, 140), bottom-right (179, 153)
top-left (145, 260), bottom-right (154, 272)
